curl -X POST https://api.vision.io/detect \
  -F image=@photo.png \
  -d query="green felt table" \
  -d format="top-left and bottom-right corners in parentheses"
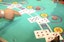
top-left (0, 0), bottom-right (64, 42)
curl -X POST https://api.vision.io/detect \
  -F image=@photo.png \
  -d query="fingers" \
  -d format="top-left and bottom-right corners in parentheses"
top-left (14, 10), bottom-right (21, 16)
top-left (4, 8), bottom-right (14, 20)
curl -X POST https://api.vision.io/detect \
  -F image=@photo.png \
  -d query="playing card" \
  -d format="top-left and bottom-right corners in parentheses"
top-left (37, 18), bottom-right (50, 24)
top-left (45, 32), bottom-right (63, 42)
top-left (45, 34), bottom-right (55, 42)
top-left (43, 18), bottom-right (50, 23)
top-left (28, 17), bottom-right (35, 23)
top-left (15, 4), bottom-right (22, 8)
top-left (34, 16), bottom-right (41, 21)
top-left (28, 16), bottom-right (42, 23)
top-left (2, 2), bottom-right (11, 6)
top-left (51, 32), bottom-right (63, 40)
top-left (34, 29), bottom-right (50, 39)
top-left (18, 8), bottom-right (27, 14)
top-left (7, 4), bottom-right (15, 9)
top-left (19, 10), bottom-right (25, 14)
top-left (25, 9), bottom-right (36, 14)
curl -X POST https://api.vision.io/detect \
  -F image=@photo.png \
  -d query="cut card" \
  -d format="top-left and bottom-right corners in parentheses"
top-left (34, 29), bottom-right (50, 39)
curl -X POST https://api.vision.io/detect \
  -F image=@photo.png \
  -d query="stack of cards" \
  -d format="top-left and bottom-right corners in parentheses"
top-left (34, 29), bottom-right (63, 42)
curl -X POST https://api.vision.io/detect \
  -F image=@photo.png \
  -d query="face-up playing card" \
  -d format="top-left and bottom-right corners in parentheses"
top-left (25, 9), bottom-right (36, 14)
top-left (28, 16), bottom-right (42, 23)
top-left (37, 18), bottom-right (50, 24)
top-left (18, 8), bottom-right (27, 14)
top-left (19, 10), bottom-right (25, 14)
top-left (28, 17), bottom-right (35, 23)
top-left (45, 32), bottom-right (63, 42)
top-left (34, 16), bottom-right (42, 21)
top-left (15, 4), bottom-right (22, 8)
top-left (51, 32), bottom-right (63, 40)
top-left (45, 34), bottom-right (55, 42)
top-left (34, 29), bottom-right (50, 39)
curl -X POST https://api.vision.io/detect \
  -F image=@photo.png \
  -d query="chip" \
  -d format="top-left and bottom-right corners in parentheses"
top-left (52, 16), bottom-right (58, 20)
top-left (12, 2), bottom-right (18, 4)
top-left (36, 6), bottom-right (41, 10)
top-left (27, 6), bottom-right (33, 9)
top-left (54, 27), bottom-right (63, 33)
top-left (40, 13), bottom-right (48, 18)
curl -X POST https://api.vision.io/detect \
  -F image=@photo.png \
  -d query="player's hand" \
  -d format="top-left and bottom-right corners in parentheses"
top-left (0, 8), bottom-right (21, 20)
